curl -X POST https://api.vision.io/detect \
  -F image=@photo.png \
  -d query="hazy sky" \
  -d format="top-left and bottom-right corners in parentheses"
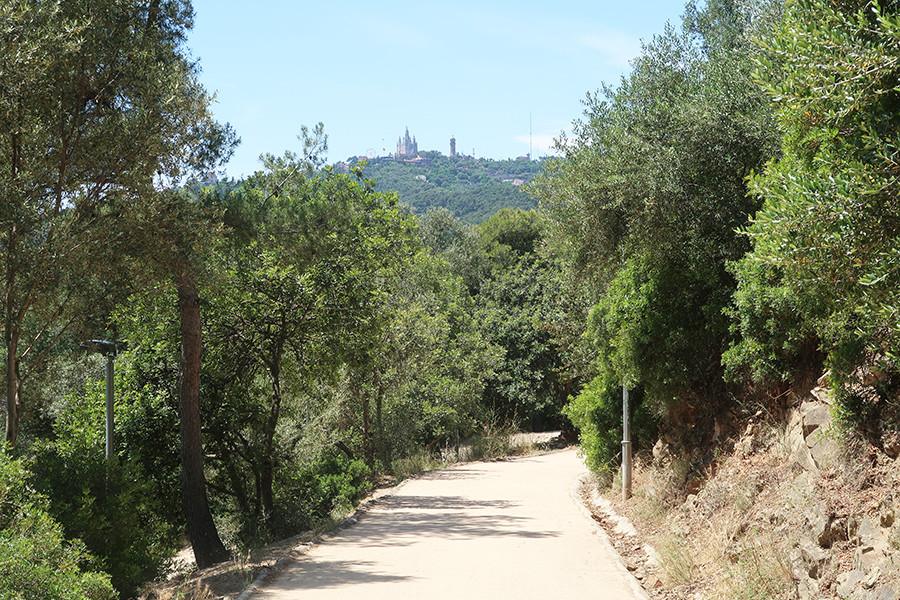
top-left (189, 1), bottom-right (686, 177)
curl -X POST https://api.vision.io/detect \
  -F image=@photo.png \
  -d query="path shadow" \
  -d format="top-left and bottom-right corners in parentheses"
top-left (330, 493), bottom-right (559, 548)
top-left (376, 495), bottom-right (516, 511)
top-left (416, 468), bottom-right (486, 481)
top-left (264, 559), bottom-right (412, 592)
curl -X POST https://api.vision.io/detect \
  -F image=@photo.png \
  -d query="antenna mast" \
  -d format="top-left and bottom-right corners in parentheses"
top-left (529, 112), bottom-right (533, 160)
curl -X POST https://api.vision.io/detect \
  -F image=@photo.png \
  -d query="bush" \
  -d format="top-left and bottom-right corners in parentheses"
top-left (723, 259), bottom-right (820, 384)
top-left (29, 380), bottom-right (179, 598)
top-left (241, 451), bottom-right (374, 542)
top-left (728, 0), bottom-right (900, 401)
top-left (564, 375), bottom-right (656, 478)
top-left (0, 449), bottom-right (115, 600)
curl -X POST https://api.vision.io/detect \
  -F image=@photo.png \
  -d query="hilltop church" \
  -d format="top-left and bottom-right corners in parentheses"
top-left (395, 127), bottom-right (418, 158)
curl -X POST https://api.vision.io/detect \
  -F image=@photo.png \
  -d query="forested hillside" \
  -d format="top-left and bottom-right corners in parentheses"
top-left (353, 153), bottom-right (543, 222)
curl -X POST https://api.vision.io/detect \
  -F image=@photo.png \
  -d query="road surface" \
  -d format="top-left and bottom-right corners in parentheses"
top-left (253, 449), bottom-right (646, 599)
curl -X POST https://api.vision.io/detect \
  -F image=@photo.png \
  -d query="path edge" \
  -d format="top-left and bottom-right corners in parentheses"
top-left (570, 470), bottom-right (652, 600)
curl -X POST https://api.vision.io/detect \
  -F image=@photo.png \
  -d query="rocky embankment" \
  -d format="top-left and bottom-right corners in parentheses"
top-left (586, 381), bottom-right (899, 600)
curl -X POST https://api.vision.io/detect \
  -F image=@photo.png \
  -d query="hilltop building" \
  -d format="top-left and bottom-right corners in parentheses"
top-left (450, 136), bottom-right (457, 157)
top-left (395, 127), bottom-right (418, 158)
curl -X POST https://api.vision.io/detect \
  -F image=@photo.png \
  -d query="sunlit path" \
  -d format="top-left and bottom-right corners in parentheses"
top-left (253, 449), bottom-right (644, 599)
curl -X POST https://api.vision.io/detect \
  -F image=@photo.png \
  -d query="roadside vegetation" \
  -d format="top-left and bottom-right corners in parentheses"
top-left (536, 0), bottom-right (898, 483)
top-left (0, 3), bottom-right (575, 598)
top-left (536, 0), bottom-right (898, 597)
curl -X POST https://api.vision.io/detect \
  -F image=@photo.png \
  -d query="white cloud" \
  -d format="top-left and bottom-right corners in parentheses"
top-left (579, 31), bottom-right (641, 68)
top-left (513, 133), bottom-right (562, 156)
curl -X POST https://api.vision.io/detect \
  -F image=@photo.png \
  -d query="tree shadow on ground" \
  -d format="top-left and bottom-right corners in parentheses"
top-left (374, 495), bottom-right (516, 511)
top-left (329, 493), bottom-right (559, 548)
top-left (416, 468), bottom-right (486, 481)
top-left (263, 559), bottom-right (412, 592)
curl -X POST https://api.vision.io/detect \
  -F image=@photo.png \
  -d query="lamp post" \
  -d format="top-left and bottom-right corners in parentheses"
top-left (622, 385), bottom-right (632, 501)
top-left (81, 339), bottom-right (127, 461)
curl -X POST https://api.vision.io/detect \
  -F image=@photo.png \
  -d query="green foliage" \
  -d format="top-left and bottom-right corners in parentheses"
top-left (357, 154), bottom-right (543, 222)
top-left (274, 452), bottom-right (372, 532)
top-left (369, 249), bottom-right (501, 458)
top-left (563, 375), bottom-right (656, 477)
top-left (29, 380), bottom-right (179, 598)
top-left (728, 0), bottom-right (900, 392)
top-left (0, 0), bottom-right (235, 445)
top-left (420, 208), bottom-right (583, 432)
top-left (536, 0), bottom-right (780, 442)
top-left (0, 449), bottom-right (115, 600)
top-left (723, 260), bottom-right (819, 383)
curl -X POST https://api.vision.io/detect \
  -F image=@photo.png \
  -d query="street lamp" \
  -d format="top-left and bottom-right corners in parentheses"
top-left (622, 386), bottom-right (632, 501)
top-left (80, 339), bottom-right (127, 461)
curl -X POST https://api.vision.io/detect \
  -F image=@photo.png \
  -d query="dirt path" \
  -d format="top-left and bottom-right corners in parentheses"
top-left (251, 449), bottom-right (646, 599)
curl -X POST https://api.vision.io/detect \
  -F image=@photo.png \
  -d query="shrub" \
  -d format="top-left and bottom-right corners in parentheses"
top-left (29, 380), bottom-right (179, 598)
top-left (242, 451), bottom-right (374, 542)
top-left (0, 449), bottom-right (115, 600)
top-left (728, 0), bottom-right (900, 401)
top-left (564, 374), bottom-right (656, 478)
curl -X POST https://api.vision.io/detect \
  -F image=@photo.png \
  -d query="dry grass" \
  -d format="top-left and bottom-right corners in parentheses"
top-left (147, 580), bottom-right (216, 600)
top-left (714, 534), bottom-right (793, 600)
top-left (604, 434), bottom-right (799, 600)
top-left (656, 533), bottom-right (698, 586)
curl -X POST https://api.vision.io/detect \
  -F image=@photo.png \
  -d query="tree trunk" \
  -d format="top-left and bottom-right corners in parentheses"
top-left (374, 369), bottom-right (390, 468)
top-left (4, 328), bottom-right (18, 447)
top-left (4, 231), bottom-right (19, 447)
top-left (259, 457), bottom-right (275, 523)
top-left (260, 355), bottom-right (282, 527)
top-left (223, 451), bottom-right (252, 518)
top-left (176, 269), bottom-right (229, 568)
top-left (362, 386), bottom-right (373, 469)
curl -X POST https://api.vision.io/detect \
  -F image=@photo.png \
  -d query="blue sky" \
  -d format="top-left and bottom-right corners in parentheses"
top-left (189, 1), bottom-right (687, 177)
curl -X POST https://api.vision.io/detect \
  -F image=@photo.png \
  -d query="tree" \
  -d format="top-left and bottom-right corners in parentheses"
top-left (534, 0), bottom-right (781, 457)
top-left (0, 0), bottom-right (233, 446)
top-left (176, 261), bottom-right (230, 567)
top-left (119, 188), bottom-right (235, 569)
top-left (348, 248), bottom-right (500, 465)
top-left (726, 0), bottom-right (900, 428)
top-left (156, 133), bottom-right (419, 536)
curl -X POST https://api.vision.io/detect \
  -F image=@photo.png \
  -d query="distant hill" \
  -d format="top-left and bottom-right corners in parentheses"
top-left (347, 152), bottom-right (545, 223)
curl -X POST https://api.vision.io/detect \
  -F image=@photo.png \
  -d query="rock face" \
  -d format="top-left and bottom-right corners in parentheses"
top-left (784, 397), bottom-right (899, 600)
top-left (787, 400), bottom-right (842, 473)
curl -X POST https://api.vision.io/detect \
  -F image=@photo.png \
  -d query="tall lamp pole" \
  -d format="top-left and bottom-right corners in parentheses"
top-left (81, 339), bottom-right (127, 460)
top-left (622, 385), bottom-right (632, 500)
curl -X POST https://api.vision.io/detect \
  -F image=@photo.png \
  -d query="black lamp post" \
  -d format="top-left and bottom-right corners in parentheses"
top-left (80, 339), bottom-right (127, 460)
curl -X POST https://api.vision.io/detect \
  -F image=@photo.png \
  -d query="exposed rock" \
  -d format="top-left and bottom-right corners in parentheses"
top-left (787, 408), bottom-right (805, 450)
top-left (792, 440), bottom-right (820, 473)
top-left (808, 427), bottom-right (842, 470)
top-left (821, 516), bottom-right (849, 548)
top-left (801, 401), bottom-right (832, 437)
top-left (796, 537), bottom-right (829, 578)
top-left (863, 567), bottom-right (881, 589)
top-left (875, 585), bottom-right (897, 600)
top-left (878, 498), bottom-right (895, 528)
top-left (857, 517), bottom-right (882, 546)
top-left (805, 504), bottom-right (831, 547)
top-left (837, 570), bottom-right (865, 598)
top-left (811, 385), bottom-right (833, 405)
top-left (795, 574), bottom-right (819, 600)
